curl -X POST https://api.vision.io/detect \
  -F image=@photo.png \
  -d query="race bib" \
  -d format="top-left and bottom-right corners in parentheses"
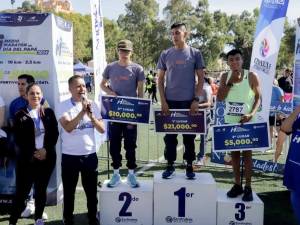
top-left (225, 102), bottom-right (246, 116)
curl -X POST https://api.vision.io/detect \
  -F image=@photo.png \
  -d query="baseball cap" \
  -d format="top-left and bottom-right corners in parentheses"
top-left (117, 40), bottom-right (133, 51)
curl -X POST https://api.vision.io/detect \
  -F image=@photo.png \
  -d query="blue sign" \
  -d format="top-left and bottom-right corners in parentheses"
top-left (154, 109), bottom-right (206, 134)
top-left (212, 122), bottom-right (270, 152)
top-left (270, 101), bottom-right (293, 115)
top-left (211, 152), bottom-right (285, 175)
top-left (101, 95), bottom-right (151, 124)
top-left (0, 13), bottom-right (49, 26)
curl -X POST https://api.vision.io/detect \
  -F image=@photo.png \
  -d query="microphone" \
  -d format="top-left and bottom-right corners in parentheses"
top-left (80, 94), bottom-right (92, 113)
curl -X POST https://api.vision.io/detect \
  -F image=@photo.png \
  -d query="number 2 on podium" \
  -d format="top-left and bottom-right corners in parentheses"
top-left (119, 192), bottom-right (132, 217)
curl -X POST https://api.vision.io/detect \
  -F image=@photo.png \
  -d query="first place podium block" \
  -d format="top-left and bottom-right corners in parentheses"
top-left (217, 189), bottom-right (264, 225)
top-left (100, 180), bottom-right (153, 225)
top-left (154, 172), bottom-right (217, 225)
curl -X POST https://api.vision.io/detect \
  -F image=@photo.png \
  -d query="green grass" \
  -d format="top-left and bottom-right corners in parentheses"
top-left (0, 102), bottom-right (296, 225)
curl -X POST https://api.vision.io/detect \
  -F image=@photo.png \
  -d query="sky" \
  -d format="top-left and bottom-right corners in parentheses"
top-left (1, 0), bottom-right (299, 22)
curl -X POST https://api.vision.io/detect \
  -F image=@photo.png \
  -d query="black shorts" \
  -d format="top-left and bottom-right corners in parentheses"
top-left (269, 116), bottom-right (276, 126)
top-left (269, 116), bottom-right (283, 126)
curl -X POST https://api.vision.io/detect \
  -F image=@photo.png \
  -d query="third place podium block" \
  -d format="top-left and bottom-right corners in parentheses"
top-left (100, 180), bottom-right (153, 225)
top-left (153, 172), bottom-right (217, 225)
top-left (217, 189), bottom-right (264, 225)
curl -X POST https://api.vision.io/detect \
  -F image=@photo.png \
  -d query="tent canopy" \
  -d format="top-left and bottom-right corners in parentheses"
top-left (73, 61), bottom-right (94, 73)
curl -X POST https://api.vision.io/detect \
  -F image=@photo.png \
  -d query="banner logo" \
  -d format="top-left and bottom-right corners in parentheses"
top-left (17, 16), bottom-right (23, 23)
top-left (260, 38), bottom-right (270, 57)
top-left (0, 35), bottom-right (49, 55)
top-left (55, 36), bottom-right (72, 57)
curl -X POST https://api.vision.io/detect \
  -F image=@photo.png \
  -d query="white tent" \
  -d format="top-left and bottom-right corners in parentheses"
top-left (73, 61), bottom-right (93, 73)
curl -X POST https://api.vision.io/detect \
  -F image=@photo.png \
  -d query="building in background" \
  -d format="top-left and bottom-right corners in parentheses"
top-left (34, 0), bottom-right (72, 13)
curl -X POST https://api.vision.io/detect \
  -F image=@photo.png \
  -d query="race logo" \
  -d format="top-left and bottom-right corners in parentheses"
top-left (55, 36), bottom-right (72, 57)
top-left (0, 36), bottom-right (49, 55)
top-left (260, 38), bottom-right (269, 57)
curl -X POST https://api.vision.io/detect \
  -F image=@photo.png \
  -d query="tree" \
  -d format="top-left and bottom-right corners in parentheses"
top-left (189, 0), bottom-right (231, 70)
top-left (277, 20), bottom-right (295, 70)
top-left (227, 9), bottom-right (258, 68)
top-left (21, 1), bottom-right (35, 11)
top-left (163, 0), bottom-right (194, 27)
top-left (11, 0), bottom-right (15, 8)
top-left (117, 0), bottom-right (164, 68)
top-left (103, 18), bottom-right (125, 62)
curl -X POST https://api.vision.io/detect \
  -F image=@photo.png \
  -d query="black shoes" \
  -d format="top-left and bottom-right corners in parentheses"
top-left (242, 186), bottom-right (253, 202)
top-left (227, 184), bottom-right (244, 198)
top-left (162, 165), bottom-right (175, 179)
top-left (227, 184), bottom-right (253, 202)
top-left (186, 164), bottom-right (195, 179)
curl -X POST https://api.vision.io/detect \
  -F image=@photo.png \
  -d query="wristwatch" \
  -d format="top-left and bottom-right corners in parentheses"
top-left (193, 96), bottom-right (200, 102)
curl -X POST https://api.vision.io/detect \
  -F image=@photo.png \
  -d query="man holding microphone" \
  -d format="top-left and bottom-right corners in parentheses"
top-left (58, 75), bottom-right (105, 225)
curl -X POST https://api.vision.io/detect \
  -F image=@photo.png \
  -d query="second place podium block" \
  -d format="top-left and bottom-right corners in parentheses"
top-left (100, 180), bottom-right (153, 225)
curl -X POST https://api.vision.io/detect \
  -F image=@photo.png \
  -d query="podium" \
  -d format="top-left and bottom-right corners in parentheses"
top-left (99, 180), bottom-right (153, 225)
top-left (153, 172), bottom-right (217, 225)
top-left (99, 173), bottom-right (264, 225)
top-left (217, 189), bottom-right (264, 225)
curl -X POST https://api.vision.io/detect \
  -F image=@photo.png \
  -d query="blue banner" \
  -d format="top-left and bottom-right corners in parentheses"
top-left (0, 13), bottom-right (49, 26)
top-left (211, 152), bottom-right (284, 175)
top-left (101, 95), bottom-right (151, 124)
top-left (270, 101), bottom-right (293, 115)
top-left (212, 122), bottom-right (270, 152)
top-left (154, 109), bottom-right (206, 134)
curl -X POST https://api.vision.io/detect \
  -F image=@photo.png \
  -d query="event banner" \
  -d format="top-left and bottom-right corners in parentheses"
top-left (210, 152), bottom-right (285, 175)
top-left (90, 0), bottom-right (107, 146)
top-left (101, 95), bottom-right (151, 124)
top-left (293, 20), bottom-right (300, 108)
top-left (212, 122), bottom-right (270, 152)
top-left (270, 100), bottom-right (293, 115)
top-left (154, 109), bottom-right (206, 134)
top-left (250, 0), bottom-right (289, 121)
top-left (90, 0), bottom-right (106, 101)
top-left (0, 13), bottom-right (73, 205)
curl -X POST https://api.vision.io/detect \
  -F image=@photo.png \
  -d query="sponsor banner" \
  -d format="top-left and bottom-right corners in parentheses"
top-left (211, 152), bottom-right (285, 175)
top-left (51, 14), bottom-right (73, 206)
top-left (90, 0), bottom-right (106, 101)
top-left (250, 0), bottom-right (289, 121)
top-left (0, 13), bottom-right (48, 26)
top-left (0, 13), bottom-right (53, 109)
top-left (0, 13), bottom-right (73, 205)
top-left (154, 109), bottom-right (206, 134)
top-left (293, 20), bottom-right (300, 108)
top-left (270, 100), bottom-right (293, 115)
top-left (90, 0), bottom-right (107, 145)
top-left (212, 122), bottom-right (270, 152)
top-left (101, 95), bottom-right (151, 124)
